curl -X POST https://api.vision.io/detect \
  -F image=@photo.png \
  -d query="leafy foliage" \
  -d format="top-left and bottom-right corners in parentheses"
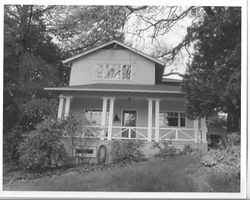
top-left (201, 144), bottom-right (240, 179)
top-left (18, 118), bottom-right (72, 171)
top-left (181, 7), bottom-right (241, 132)
top-left (3, 5), bottom-right (69, 164)
top-left (59, 115), bottom-right (100, 158)
top-left (4, 5), bottom-right (66, 131)
top-left (20, 98), bottom-right (58, 132)
top-left (153, 141), bottom-right (181, 158)
top-left (3, 126), bottom-right (23, 164)
top-left (49, 6), bottom-right (126, 54)
top-left (224, 132), bottom-right (240, 146)
top-left (110, 140), bottom-right (145, 164)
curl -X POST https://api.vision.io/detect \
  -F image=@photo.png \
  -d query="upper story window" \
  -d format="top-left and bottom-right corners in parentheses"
top-left (94, 64), bottom-right (131, 80)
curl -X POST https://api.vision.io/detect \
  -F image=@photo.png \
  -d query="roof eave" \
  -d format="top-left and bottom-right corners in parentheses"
top-left (62, 40), bottom-right (165, 67)
top-left (44, 87), bottom-right (182, 94)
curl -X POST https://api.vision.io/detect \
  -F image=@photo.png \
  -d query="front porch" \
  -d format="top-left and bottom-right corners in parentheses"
top-left (57, 94), bottom-right (207, 144)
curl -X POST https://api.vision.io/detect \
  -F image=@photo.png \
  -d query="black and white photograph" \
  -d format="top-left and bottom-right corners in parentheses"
top-left (0, 0), bottom-right (248, 199)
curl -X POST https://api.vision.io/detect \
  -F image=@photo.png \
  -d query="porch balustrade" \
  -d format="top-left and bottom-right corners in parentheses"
top-left (75, 125), bottom-right (205, 143)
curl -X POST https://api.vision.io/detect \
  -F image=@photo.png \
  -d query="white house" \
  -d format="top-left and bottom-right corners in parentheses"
top-left (45, 40), bottom-right (207, 160)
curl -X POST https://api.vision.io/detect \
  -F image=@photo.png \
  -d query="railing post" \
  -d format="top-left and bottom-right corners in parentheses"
top-left (57, 95), bottom-right (64, 120)
top-left (201, 117), bottom-right (207, 143)
top-left (107, 97), bottom-right (115, 140)
top-left (101, 97), bottom-right (108, 140)
top-left (194, 119), bottom-right (199, 143)
top-left (128, 127), bottom-right (131, 139)
top-left (175, 129), bottom-right (178, 140)
top-left (147, 98), bottom-right (153, 142)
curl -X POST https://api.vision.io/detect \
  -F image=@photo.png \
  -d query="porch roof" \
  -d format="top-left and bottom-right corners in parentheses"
top-left (45, 83), bottom-right (183, 94)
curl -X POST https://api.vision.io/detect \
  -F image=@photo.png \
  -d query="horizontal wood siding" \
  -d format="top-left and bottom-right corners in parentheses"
top-left (69, 49), bottom-right (155, 86)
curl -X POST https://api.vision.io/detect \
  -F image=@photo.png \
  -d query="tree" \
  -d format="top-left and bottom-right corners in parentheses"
top-left (4, 5), bottom-right (70, 163)
top-left (181, 7), bottom-right (241, 132)
top-left (123, 6), bottom-right (241, 132)
top-left (48, 5), bottom-right (127, 55)
top-left (4, 5), bottom-right (65, 131)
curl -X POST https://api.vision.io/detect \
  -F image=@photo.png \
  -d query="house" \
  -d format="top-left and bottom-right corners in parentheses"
top-left (45, 40), bottom-right (207, 161)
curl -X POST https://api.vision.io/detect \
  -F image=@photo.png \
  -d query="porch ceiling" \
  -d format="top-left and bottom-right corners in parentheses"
top-left (45, 83), bottom-right (182, 94)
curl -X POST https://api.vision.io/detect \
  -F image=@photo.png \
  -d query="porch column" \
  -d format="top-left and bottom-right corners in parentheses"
top-left (101, 97), bottom-right (108, 140)
top-left (57, 95), bottom-right (64, 120)
top-left (194, 119), bottom-right (199, 143)
top-left (64, 96), bottom-right (72, 118)
top-left (155, 99), bottom-right (160, 142)
top-left (147, 98), bottom-right (153, 142)
top-left (107, 97), bottom-right (115, 140)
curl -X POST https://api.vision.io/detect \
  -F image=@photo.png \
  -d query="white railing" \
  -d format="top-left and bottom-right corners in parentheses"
top-left (159, 127), bottom-right (196, 142)
top-left (111, 126), bottom-right (148, 140)
top-left (79, 125), bottom-right (203, 142)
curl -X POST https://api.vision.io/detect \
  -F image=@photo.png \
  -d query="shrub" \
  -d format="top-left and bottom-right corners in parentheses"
top-left (153, 141), bottom-right (181, 158)
top-left (201, 145), bottom-right (240, 178)
top-left (110, 140), bottom-right (145, 164)
top-left (59, 115), bottom-right (100, 158)
top-left (20, 98), bottom-right (58, 132)
top-left (224, 132), bottom-right (240, 146)
top-left (3, 126), bottom-right (23, 164)
top-left (18, 118), bottom-right (72, 171)
top-left (182, 145), bottom-right (193, 155)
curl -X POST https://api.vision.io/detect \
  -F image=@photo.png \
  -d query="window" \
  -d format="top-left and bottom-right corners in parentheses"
top-left (159, 112), bottom-right (186, 127)
top-left (85, 109), bottom-right (109, 125)
top-left (94, 64), bottom-right (131, 80)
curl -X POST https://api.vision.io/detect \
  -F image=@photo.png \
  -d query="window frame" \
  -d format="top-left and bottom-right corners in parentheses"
top-left (93, 64), bottom-right (132, 81)
top-left (84, 108), bottom-right (109, 125)
top-left (159, 111), bottom-right (187, 128)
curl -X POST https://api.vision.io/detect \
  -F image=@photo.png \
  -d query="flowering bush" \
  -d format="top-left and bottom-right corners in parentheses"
top-left (153, 141), bottom-right (181, 158)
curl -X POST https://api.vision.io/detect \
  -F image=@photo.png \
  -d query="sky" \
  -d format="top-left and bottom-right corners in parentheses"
top-left (123, 6), bottom-right (195, 79)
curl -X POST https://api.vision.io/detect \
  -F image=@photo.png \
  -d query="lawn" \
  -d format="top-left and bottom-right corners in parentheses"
top-left (3, 155), bottom-right (239, 192)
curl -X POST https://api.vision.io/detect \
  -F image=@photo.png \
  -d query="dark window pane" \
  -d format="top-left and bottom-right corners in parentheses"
top-left (180, 118), bottom-right (186, 127)
top-left (168, 117), bottom-right (178, 126)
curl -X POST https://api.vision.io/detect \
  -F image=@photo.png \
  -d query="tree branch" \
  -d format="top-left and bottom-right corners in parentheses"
top-left (125, 6), bottom-right (147, 13)
top-left (202, 6), bottom-right (214, 16)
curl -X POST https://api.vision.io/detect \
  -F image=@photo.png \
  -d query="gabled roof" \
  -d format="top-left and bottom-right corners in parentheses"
top-left (45, 83), bottom-right (182, 94)
top-left (63, 40), bottom-right (165, 67)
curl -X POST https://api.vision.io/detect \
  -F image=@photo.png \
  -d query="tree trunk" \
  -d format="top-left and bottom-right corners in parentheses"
top-left (226, 111), bottom-right (240, 133)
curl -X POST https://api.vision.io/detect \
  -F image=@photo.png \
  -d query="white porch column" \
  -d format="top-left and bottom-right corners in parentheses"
top-left (107, 97), bottom-right (115, 140)
top-left (155, 99), bottom-right (160, 142)
top-left (64, 96), bottom-right (72, 118)
top-left (147, 98), bottom-right (153, 142)
top-left (193, 119), bottom-right (199, 143)
top-left (101, 97), bottom-right (108, 140)
top-left (201, 117), bottom-right (207, 143)
top-left (57, 95), bottom-right (64, 120)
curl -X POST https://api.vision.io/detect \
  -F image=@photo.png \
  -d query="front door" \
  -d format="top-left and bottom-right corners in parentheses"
top-left (122, 110), bottom-right (137, 138)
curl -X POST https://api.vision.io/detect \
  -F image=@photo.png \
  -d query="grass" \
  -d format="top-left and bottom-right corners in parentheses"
top-left (208, 171), bottom-right (240, 192)
top-left (4, 155), bottom-right (200, 192)
top-left (3, 154), bottom-right (240, 192)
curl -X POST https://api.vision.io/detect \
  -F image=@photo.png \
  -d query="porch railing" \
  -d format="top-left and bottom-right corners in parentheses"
top-left (80, 125), bottom-right (203, 143)
top-left (111, 126), bottom-right (148, 140)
